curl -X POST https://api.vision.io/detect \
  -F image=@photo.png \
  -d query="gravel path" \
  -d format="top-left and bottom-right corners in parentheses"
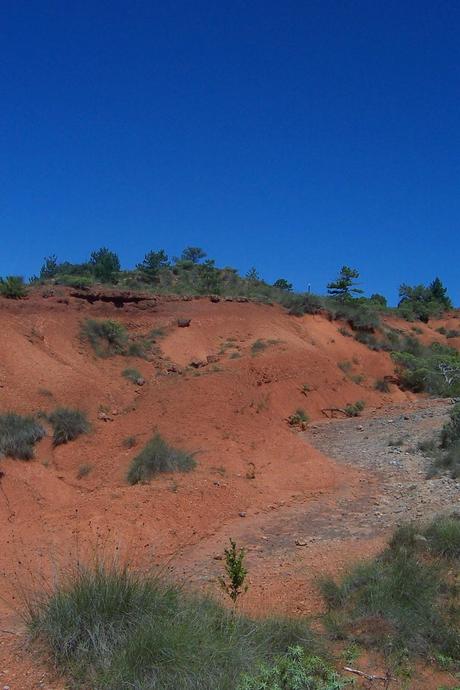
top-left (306, 400), bottom-right (459, 533)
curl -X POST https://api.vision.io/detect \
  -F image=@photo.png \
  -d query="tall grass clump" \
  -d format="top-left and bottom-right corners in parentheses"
top-left (424, 515), bottom-right (460, 559)
top-left (80, 319), bottom-right (128, 357)
top-left (28, 562), bottom-right (319, 690)
top-left (47, 408), bottom-right (90, 446)
top-left (0, 275), bottom-right (28, 299)
top-left (320, 518), bottom-right (460, 667)
top-left (127, 433), bottom-right (196, 484)
top-left (122, 367), bottom-right (142, 384)
top-left (0, 413), bottom-right (45, 460)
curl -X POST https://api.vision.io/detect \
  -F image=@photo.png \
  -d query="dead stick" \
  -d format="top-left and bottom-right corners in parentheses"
top-left (344, 667), bottom-right (394, 682)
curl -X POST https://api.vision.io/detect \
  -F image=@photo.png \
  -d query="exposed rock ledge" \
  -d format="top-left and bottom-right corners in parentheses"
top-left (69, 289), bottom-right (157, 308)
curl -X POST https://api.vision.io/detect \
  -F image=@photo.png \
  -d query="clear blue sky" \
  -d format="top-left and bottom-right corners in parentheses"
top-left (1, 1), bottom-right (459, 304)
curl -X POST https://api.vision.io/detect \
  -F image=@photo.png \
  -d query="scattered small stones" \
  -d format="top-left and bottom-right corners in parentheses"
top-left (239, 511), bottom-right (247, 518)
top-left (177, 318), bottom-right (191, 327)
top-left (97, 411), bottom-right (113, 422)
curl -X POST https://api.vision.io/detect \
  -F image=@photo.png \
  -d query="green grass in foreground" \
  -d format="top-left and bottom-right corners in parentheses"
top-left (320, 516), bottom-right (460, 668)
top-left (27, 517), bottom-right (460, 687)
top-left (28, 563), bottom-right (320, 690)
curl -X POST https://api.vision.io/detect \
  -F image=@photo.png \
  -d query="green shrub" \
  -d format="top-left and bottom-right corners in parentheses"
top-left (424, 516), bottom-right (460, 559)
top-left (446, 329), bottom-right (460, 339)
top-left (122, 435), bottom-right (137, 449)
top-left (284, 293), bottom-right (323, 316)
top-left (0, 413), bottom-right (45, 460)
top-left (397, 279), bottom-right (452, 322)
top-left (77, 464), bottom-right (92, 479)
top-left (0, 276), bottom-right (27, 299)
top-left (338, 360), bottom-right (352, 374)
top-left (122, 368), bottom-right (142, 384)
top-left (354, 331), bottom-right (379, 349)
top-left (288, 409), bottom-right (309, 426)
top-left (89, 247), bottom-right (120, 283)
top-left (392, 343), bottom-right (460, 396)
top-left (321, 521), bottom-right (460, 663)
top-left (81, 319), bottom-right (128, 357)
top-left (127, 433), bottom-right (196, 484)
top-left (238, 646), bottom-right (347, 690)
top-left (47, 408), bottom-right (90, 446)
top-left (251, 339), bottom-right (267, 355)
top-left (28, 562), bottom-right (318, 690)
top-left (219, 539), bottom-right (248, 605)
top-left (344, 400), bottom-right (365, 417)
top-left (55, 274), bottom-right (94, 288)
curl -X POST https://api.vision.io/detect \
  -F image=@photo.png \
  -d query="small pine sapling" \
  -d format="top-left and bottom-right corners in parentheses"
top-left (219, 538), bottom-right (248, 605)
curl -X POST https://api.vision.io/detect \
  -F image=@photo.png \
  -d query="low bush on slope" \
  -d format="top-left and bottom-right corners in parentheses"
top-left (0, 413), bottom-right (45, 460)
top-left (47, 408), bottom-right (90, 446)
top-left (127, 433), bottom-right (196, 484)
top-left (0, 275), bottom-right (28, 298)
top-left (81, 319), bottom-right (162, 359)
top-left (80, 319), bottom-right (128, 357)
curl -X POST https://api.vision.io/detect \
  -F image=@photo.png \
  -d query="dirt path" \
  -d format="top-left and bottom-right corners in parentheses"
top-left (173, 400), bottom-right (459, 615)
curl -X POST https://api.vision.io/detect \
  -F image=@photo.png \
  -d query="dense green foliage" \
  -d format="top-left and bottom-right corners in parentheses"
top-left (0, 413), bottom-right (45, 460)
top-left (398, 277), bottom-right (452, 322)
top-left (343, 400), bottom-right (365, 417)
top-left (89, 247), bottom-right (121, 283)
top-left (320, 516), bottom-right (460, 665)
top-left (238, 647), bottom-right (348, 690)
top-left (0, 275), bottom-right (27, 298)
top-left (327, 266), bottom-right (363, 302)
top-left (181, 246), bottom-right (207, 263)
top-left (127, 433), bottom-right (196, 484)
top-left (273, 278), bottom-right (293, 292)
top-left (122, 367), bottom-right (143, 384)
top-left (47, 408), bottom-right (90, 446)
top-left (29, 563), bottom-right (318, 690)
top-left (288, 408), bottom-right (309, 426)
top-left (219, 539), bottom-right (248, 604)
top-left (137, 250), bottom-right (170, 283)
top-left (391, 341), bottom-right (460, 396)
